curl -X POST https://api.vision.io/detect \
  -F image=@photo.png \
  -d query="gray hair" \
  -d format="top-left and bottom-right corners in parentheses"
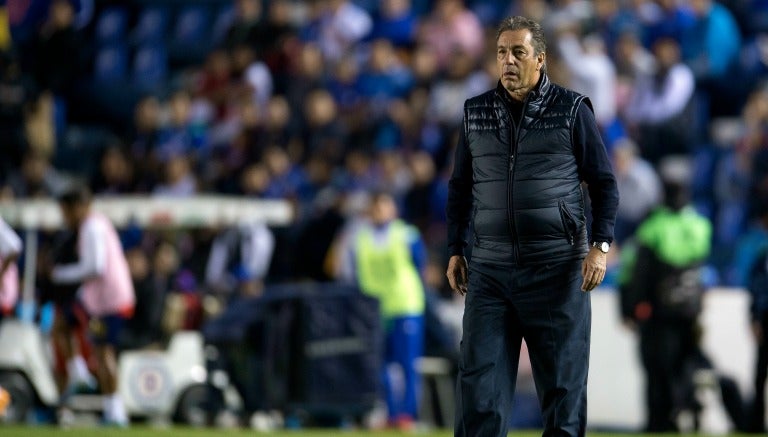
top-left (495, 16), bottom-right (547, 56)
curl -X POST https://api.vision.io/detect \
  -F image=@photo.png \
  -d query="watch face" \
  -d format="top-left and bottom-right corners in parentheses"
top-left (593, 241), bottom-right (609, 252)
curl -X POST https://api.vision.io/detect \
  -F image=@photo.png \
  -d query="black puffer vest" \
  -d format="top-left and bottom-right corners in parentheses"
top-left (465, 74), bottom-right (590, 265)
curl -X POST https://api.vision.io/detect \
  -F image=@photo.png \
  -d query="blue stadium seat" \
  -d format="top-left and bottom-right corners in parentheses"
top-left (95, 7), bottom-right (128, 46)
top-left (93, 45), bottom-right (129, 83)
top-left (132, 45), bottom-right (168, 90)
top-left (132, 7), bottom-right (169, 46)
top-left (172, 5), bottom-right (210, 45)
top-left (168, 5), bottom-right (211, 65)
top-left (210, 4), bottom-right (235, 47)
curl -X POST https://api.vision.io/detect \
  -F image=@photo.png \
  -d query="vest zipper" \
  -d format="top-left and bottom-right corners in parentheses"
top-left (507, 121), bottom-right (519, 262)
top-left (508, 99), bottom-right (525, 264)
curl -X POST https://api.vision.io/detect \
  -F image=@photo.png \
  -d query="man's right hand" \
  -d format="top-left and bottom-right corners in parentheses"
top-left (446, 255), bottom-right (468, 295)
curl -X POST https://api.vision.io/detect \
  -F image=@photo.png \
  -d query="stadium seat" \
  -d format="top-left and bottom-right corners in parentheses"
top-left (210, 4), bottom-right (235, 48)
top-left (95, 7), bottom-right (128, 47)
top-left (172, 5), bottom-right (209, 44)
top-left (168, 5), bottom-right (211, 65)
top-left (93, 45), bottom-right (129, 83)
top-left (131, 6), bottom-right (169, 46)
top-left (132, 45), bottom-right (168, 91)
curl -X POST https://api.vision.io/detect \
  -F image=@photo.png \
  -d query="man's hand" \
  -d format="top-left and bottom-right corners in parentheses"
top-left (446, 255), bottom-right (468, 295)
top-left (581, 247), bottom-right (607, 292)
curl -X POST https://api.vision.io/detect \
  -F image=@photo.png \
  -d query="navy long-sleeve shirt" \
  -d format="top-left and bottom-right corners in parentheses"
top-left (447, 96), bottom-right (619, 258)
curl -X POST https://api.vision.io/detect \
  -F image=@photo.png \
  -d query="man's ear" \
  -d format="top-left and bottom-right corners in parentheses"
top-left (537, 52), bottom-right (546, 71)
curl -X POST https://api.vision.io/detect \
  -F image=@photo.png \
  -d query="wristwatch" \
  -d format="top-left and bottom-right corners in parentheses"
top-left (592, 241), bottom-right (610, 253)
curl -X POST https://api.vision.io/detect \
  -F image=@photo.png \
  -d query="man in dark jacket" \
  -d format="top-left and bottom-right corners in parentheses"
top-left (747, 203), bottom-right (768, 433)
top-left (619, 157), bottom-right (714, 432)
top-left (445, 16), bottom-right (618, 437)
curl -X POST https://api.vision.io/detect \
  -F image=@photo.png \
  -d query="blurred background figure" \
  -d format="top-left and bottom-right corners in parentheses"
top-left (612, 137), bottom-right (662, 245)
top-left (0, 215), bottom-right (21, 320)
top-left (623, 37), bottom-right (696, 165)
top-left (205, 221), bottom-right (274, 298)
top-left (0, 215), bottom-right (21, 419)
top-left (50, 185), bottom-right (135, 427)
top-left (747, 204), bottom-right (768, 433)
top-left (619, 157), bottom-right (712, 432)
top-left (556, 27), bottom-right (617, 132)
top-left (339, 191), bottom-right (426, 430)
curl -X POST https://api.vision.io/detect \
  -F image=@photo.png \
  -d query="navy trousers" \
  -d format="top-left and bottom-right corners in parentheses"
top-left (455, 260), bottom-right (590, 437)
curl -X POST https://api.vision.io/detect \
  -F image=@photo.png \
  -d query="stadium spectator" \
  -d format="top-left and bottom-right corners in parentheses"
top-left (121, 246), bottom-right (165, 350)
top-left (683, 0), bottom-right (744, 118)
top-left (368, 0), bottom-right (419, 47)
top-left (220, 0), bottom-right (265, 51)
top-left (91, 145), bottom-right (135, 195)
top-left (156, 90), bottom-right (208, 164)
top-left (301, 89), bottom-right (347, 164)
top-left (403, 150), bottom-right (438, 233)
top-left (311, 0), bottom-right (373, 63)
top-left (239, 162), bottom-right (271, 198)
top-left (357, 38), bottom-right (414, 113)
top-left (194, 50), bottom-right (234, 124)
top-left (641, 0), bottom-right (695, 49)
top-left (426, 45), bottom-right (491, 129)
top-left (0, 50), bottom-right (36, 180)
top-left (231, 44), bottom-right (273, 108)
top-left (284, 43), bottom-right (326, 136)
top-left (612, 137), bottom-right (662, 244)
top-left (623, 36), bottom-right (696, 164)
top-left (416, 0), bottom-right (484, 70)
top-left (683, 0), bottom-right (741, 83)
top-left (746, 86), bottom-right (768, 217)
top-left (153, 155), bottom-right (198, 197)
top-left (3, 151), bottom-right (69, 199)
top-left (31, 0), bottom-right (84, 118)
top-left (260, 0), bottom-right (298, 66)
top-left (591, 0), bottom-right (640, 56)
top-left (205, 222), bottom-right (275, 298)
top-left (262, 145), bottom-right (307, 199)
top-left (556, 29), bottom-right (617, 130)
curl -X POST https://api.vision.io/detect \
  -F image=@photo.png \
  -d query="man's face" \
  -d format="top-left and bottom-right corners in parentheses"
top-left (370, 196), bottom-right (397, 225)
top-left (497, 29), bottom-right (545, 99)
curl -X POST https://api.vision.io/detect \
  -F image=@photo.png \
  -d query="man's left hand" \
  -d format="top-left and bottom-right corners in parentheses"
top-left (581, 247), bottom-right (607, 292)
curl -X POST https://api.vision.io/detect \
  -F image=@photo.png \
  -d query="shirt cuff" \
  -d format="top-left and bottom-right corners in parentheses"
top-left (448, 244), bottom-right (465, 258)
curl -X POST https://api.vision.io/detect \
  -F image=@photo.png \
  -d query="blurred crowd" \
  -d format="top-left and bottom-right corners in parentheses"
top-left (1, 0), bottom-right (768, 319)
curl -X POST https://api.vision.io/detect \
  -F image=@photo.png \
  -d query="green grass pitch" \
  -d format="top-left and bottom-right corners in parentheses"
top-left (0, 427), bottom-right (758, 437)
